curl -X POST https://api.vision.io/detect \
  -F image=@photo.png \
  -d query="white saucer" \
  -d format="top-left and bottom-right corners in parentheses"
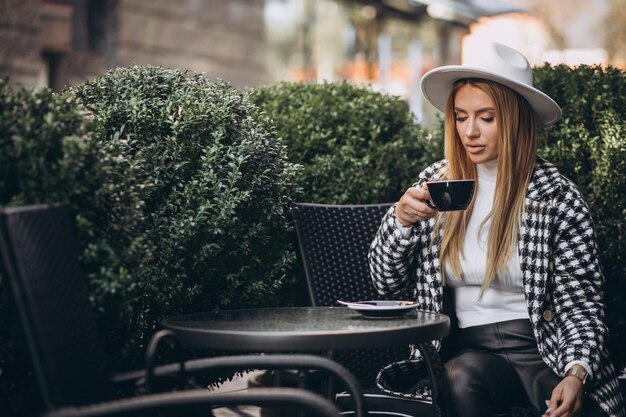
top-left (337, 300), bottom-right (418, 318)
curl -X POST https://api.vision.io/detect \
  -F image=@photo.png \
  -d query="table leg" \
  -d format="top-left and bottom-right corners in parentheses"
top-left (272, 370), bottom-right (284, 417)
top-left (297, 369), bottom-right (307, 417)
top-left (273, 368), bottom-right (314, 417)
top-left (325, 350), bottom-right (335, 400)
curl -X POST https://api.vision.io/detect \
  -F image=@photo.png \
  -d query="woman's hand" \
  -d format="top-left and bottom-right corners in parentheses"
top-left (543, 376), bottom-right (584, 417)
top-left (395, 184), bottom-right (438, 227)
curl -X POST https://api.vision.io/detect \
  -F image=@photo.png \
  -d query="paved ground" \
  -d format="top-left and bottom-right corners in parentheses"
top-left (211, 370), bottom-right (264, 417)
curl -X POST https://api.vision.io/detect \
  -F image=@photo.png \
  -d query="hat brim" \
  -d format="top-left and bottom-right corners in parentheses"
top-left (420, 66), bottom-right (562, 127)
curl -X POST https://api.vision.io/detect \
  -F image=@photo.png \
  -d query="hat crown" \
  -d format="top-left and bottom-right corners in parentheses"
top-left (419, 42), bottom-right (561, 126)
top-left (463, 43), bottom-right (533, 87)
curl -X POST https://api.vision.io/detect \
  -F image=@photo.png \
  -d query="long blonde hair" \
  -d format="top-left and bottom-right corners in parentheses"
top-left (437, 78), bottom-right (537, 293)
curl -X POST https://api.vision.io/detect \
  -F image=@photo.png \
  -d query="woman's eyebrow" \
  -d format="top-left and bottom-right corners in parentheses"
top-left (454, 106), bottom-right (495, 114)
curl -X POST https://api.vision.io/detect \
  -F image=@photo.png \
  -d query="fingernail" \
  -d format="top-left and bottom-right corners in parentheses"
top-left (544, 400), bottom-right (552, 413)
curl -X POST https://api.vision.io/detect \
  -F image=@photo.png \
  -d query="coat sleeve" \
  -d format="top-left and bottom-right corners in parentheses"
top-left (550, 179), bottom-right (607, 378)
top-left (368, 160), bottom-right (447, 298)
top-left (368, 204), bottom-right (421, 297)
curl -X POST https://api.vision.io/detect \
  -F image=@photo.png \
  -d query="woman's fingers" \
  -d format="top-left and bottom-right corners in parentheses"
top-left (409, 185), bottom-right (437, 214)
top-left (543, 378), bottom-right (584, 417)
top-left (395, 185), bottom-right (437, 227)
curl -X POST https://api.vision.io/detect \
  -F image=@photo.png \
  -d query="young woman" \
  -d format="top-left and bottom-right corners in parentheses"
top-left (368, 43), bottom-right (624, 417)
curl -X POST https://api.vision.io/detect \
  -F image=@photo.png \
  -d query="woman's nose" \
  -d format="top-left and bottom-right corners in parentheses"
top-left (465, 119), bottom-right (480, 138)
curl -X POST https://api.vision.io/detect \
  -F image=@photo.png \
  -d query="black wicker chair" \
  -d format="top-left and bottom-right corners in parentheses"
top-left (293, 202), bottom-right (444, 417)
top-left (0, 203), bottom-right (366, 417)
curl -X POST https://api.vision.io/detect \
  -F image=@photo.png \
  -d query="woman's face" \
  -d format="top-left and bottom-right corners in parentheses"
top-left (454, 84), bottom-right (499, 164)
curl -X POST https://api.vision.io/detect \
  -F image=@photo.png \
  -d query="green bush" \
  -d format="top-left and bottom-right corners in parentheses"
top-left (67, 66), bottom-right (298, 369)
top-left (534, 64), bottom-right (626, 371)
top-left (249, 81), bottom-right (441, 205)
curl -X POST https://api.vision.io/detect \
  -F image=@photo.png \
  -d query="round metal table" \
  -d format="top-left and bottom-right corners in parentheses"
top-left (161, 306), bottom-right (450, 351)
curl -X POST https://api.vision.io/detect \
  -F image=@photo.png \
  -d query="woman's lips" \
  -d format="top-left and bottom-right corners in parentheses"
top-left (465, 144), bottom-right (486, 154)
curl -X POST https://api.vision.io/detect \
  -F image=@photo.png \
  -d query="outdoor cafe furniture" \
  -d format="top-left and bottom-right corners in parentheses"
top-left (0, 203), bottom-right (351, 417)
top-left (161, 306), bottom-right (450, 416)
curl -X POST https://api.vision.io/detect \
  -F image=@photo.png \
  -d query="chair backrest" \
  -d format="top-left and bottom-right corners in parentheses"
top-left (0, 204), bottom-right (114, 410)
top-left (293, 202), bottom-right (395, 306)
top-left (293, 203), bottom-right (411, 388)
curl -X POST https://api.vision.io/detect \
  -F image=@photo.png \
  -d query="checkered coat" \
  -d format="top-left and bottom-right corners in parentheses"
top-left (369, 158), bottom-right (625, 417)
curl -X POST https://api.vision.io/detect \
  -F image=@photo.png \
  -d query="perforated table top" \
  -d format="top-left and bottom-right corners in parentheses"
top-left (161, 307), bottom-right (449, 351)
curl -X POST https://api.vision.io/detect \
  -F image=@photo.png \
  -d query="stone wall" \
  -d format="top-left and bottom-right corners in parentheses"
top-left (0, 0), bottom-right (44, 87)
top-left (117, 0), bottom-right (269, 88)
top-left (0, 0), bottom-right (270, 90)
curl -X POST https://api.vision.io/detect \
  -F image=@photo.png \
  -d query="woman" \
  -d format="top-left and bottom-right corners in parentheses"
top-left (369, 43), bottom-right (624, 417)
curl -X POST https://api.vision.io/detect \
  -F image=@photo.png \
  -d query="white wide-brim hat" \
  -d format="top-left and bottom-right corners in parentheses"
top-left (420, 43), bottom-right (561, 127)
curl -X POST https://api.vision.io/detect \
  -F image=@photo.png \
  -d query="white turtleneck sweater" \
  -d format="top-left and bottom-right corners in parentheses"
top-left (443, 159), bottom-right (528, 328)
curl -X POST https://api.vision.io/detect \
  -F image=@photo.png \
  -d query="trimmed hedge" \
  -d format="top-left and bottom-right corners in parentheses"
top-left (67, 66), bottom-right (298, 368)
top-left (534, 64), bottom-right (626, 371)
top-left (249, 81), bottom-right (442, 205)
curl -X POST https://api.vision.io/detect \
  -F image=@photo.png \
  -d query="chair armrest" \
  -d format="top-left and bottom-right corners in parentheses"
top-left (184, 354), bottom-right (366, 417)
top-left (43, 387), bottom-right (342, 417)
top-left (111, 353), bottom-right (367, 417)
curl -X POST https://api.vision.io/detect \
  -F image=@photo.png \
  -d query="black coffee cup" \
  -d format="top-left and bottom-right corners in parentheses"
top-left (423, 179), bottom-right (475, 212)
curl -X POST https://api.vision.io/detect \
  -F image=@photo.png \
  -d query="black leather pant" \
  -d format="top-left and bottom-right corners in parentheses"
top-left (441, 319), bottom-right (607, 417)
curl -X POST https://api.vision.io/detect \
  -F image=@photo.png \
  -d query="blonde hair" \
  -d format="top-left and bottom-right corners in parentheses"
top-left (436, 78), bottom-right (536, 293)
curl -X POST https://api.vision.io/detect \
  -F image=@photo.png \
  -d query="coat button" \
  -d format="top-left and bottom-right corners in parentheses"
top-left (543, 309), bottom-right (554, 322)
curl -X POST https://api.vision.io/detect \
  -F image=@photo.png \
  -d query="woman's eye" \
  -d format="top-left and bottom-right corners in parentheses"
top-left (482, 117), bottom-right (495, 123)
top-left (455, 116), bottom-right (468, 122)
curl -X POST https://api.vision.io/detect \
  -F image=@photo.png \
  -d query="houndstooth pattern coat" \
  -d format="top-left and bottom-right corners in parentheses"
top-left (369, 158), bottom-right (625, 417)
